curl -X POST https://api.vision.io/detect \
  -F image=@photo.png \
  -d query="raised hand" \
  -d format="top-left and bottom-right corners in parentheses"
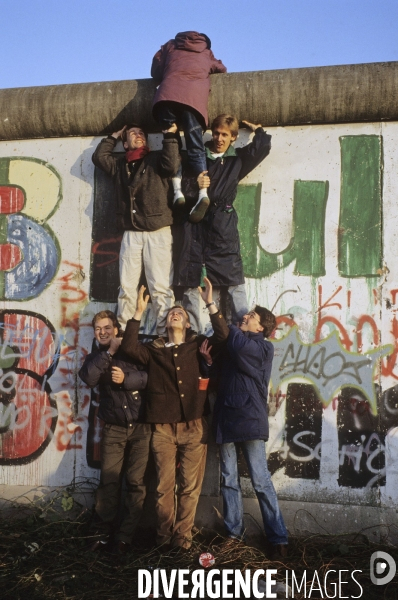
top-left (111, 125), bottom-right (127, 139)
top-left (162, 123), bottom-right (178, 134)
top-left (242, 120), bottom-right (262, 132)
top-left (134, 285), bottom-right (150, 319)
top-left (198, 276), bottom-right (212, 305)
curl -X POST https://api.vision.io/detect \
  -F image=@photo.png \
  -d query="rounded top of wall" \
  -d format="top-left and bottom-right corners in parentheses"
top-left (1, 62), bottom-right (398, 141)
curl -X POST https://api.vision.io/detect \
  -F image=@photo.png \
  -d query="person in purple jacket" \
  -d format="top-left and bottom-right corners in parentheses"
top-left (201, 306), bottom-right (288, 559)
top-left (151, 31), bottom-right (226, 222)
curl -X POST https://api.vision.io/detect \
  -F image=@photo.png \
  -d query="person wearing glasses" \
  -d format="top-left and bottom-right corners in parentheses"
top-left (79, 311), bottom-right (149, 555)
top-left (200, 306), bottom-right (288, 558)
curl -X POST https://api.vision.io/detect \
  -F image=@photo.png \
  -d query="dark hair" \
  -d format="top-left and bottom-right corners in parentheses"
top-left (254, 305), bottom-right (276, 337)
top-left (210, 114), bottom-right (239, 138)
top-left (167, 305), bottom-right (191, 325)
top-left (92, 310), bottom-right (120, 332)
top-left (121, 123), bottom-right (147, 144)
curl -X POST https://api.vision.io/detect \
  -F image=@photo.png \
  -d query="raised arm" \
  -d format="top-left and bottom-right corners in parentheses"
top-left (92, 126), bottom-right (126, 177)
top-left (120, 286), bottom-right (151, 364)
top-left (197, 277), bottom-right (229, 345)
top-left (227, 324), bottom-right (273, 375)
top-left (237, 121), bottom-right (272, 181)
top-left (159, 127), bottom-right (181, 177)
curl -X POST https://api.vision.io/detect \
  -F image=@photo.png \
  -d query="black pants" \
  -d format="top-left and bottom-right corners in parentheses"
top-left (154, 101), bottom-right (206, 175)
top-left (95, 422), bottom-right (151, 543)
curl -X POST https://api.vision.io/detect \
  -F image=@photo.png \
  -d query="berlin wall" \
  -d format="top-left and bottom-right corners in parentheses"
top-left (0, 62), bottom-right (398, 542)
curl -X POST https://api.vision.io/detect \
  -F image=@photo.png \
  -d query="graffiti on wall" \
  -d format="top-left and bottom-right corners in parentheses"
top-left (267, 382), bottom-right (398, 489)
top-left (0, 311), bottom-right (59, 464)
top-left (0, 157), bottom-right (61, 299)
top-left (271, 326), bottom-right (392, 415)
top-left (235, 135), bottom-right (382, 279)
top-left (2, 128), bottom-right (397, 502)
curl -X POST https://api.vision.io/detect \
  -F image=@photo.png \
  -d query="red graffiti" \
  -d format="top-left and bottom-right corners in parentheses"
top-left (91, 236), bottom-right (122, 268)
top-left (0, 311), bottom-right (58, 464)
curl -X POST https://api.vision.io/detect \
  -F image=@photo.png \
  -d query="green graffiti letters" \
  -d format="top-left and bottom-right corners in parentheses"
top-left (235, 134), bottom-right (383, 279)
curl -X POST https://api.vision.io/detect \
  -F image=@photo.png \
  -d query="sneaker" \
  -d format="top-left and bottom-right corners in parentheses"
top-left (173, 194), bottom-right (186, 208)
top-left (189, 196), bottom-right (210, 223)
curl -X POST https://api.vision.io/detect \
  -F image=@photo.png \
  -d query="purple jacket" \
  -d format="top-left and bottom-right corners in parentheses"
top-left (151, 31), bottom-right (227, 126)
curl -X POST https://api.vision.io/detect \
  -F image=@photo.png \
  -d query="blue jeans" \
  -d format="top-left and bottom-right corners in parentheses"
top-left (219, 440), bottom-right (288, 545)
top-left (183, 284), bottom-right (248, 333)
top-left (154, 101), bottom-right (207, 175)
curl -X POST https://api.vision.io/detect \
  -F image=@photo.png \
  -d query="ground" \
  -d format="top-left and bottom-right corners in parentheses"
top-left (1, 489), bottom-right (397, 599)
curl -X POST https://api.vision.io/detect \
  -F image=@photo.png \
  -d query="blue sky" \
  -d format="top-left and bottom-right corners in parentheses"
top-left (1, 0), bottom-right (397, 89)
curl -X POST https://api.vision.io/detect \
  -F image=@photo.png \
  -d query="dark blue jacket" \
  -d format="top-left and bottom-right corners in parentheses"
top-left (214, 325), bottom-right (273, 443)
top-left (79, 344), bottom-right (148, 427)
top-left (174, 127), bottom-right (271, 287)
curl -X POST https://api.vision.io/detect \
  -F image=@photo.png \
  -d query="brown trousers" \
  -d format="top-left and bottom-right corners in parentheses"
top-left (151, 418), bottom-right (208, 549)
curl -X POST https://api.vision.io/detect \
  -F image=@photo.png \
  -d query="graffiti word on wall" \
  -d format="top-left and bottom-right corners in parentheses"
top-left (271, 326), bottom-right (392, 415)
top-left (236, 135), bottom-right (382, 279)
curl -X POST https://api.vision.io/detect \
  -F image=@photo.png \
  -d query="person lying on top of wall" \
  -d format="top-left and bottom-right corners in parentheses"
top-left (92, 122), bottom-right (180, 335)
top-left (78, 310), bottom-right (149, 556)
top-left (151, 30), bottom-right (227, 222)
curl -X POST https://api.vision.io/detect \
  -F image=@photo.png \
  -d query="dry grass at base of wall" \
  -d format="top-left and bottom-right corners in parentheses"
top-left (0, 486), bottom-right (397, 600)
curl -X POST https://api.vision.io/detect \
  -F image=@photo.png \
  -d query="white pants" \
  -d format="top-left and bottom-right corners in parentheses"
top-left (118, 228), bottom-right (174, 334)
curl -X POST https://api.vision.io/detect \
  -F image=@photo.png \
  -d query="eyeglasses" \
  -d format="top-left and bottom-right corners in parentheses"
top-left (95, 326), bottom-right (114, 333)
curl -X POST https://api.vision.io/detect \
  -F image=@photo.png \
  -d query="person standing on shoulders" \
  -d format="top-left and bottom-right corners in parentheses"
top-left (92, 122), bottom-right (180, 334)
top-left (175, 115), bottom-right (271, 331)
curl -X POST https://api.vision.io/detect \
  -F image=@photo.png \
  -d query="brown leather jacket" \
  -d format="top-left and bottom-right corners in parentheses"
top-left (92, 133), bottom-right (180, 232)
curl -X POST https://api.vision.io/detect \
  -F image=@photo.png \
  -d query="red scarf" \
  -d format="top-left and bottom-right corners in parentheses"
top-left (125, 146), bottom-right (150, 163)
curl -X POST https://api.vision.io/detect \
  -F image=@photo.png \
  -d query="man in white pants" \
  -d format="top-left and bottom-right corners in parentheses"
top-left (92, 123), bottom-right (180, 334)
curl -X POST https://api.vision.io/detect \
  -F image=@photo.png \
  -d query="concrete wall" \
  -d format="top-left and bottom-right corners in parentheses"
top-left (1, 63), bottom-right (398, 540)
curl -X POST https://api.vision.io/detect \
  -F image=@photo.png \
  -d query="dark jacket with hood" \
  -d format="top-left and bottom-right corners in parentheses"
top-left (213, 325), bottom-right (273, 444)
top-left (79, 343), bottom-right (148, 427)
top-left (121, 312), bottom-right (229, 423)
top-left (174, 127), bottom-right (272, 287)
top-left (151, 31), bottom-right (227, 127)
top-left (92, 133), bottom-right (180, 232)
